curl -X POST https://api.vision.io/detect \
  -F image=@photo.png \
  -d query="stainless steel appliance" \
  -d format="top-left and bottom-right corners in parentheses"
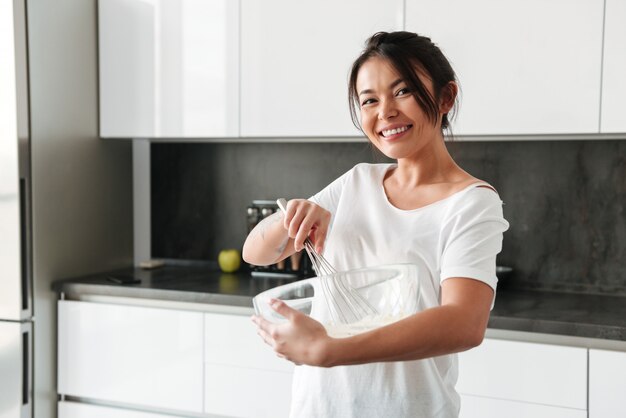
top-left (1, 0), bottom-right (32, 416)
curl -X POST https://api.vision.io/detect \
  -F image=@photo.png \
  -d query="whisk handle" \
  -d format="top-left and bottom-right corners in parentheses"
top-left (276, 198), bottom-right (288, 214)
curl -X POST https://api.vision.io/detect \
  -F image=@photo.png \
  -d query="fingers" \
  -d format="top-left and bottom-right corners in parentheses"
top-left (252, 300), bottom-right (299, 344)
top-left (288, 208), bottom-right (307, 248)
top-left (283, 199), bottom-right (330, 252)
top-left (256, 327), bottom-right (275, 348)
top-left (294, 219), bottom-right (315, 252)
top-left (312, 226), bottom-right (328, 254)
top-left (252, 315), bottom-right (277, 347)
top-left (252, 315), bottom-right (271, 336)
top-left (268, 298), bottom-right (300, 321)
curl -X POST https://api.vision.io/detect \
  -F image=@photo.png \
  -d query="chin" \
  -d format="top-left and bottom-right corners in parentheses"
top-left (371, 142), bottom-right (409, 160)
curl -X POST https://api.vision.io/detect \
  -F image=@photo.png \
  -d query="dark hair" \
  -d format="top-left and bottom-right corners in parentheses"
top-left (348, 31), bottom-right (458, 135)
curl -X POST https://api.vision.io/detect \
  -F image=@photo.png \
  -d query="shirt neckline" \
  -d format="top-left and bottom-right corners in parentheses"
top-left (378, 164), bottom-right (488, 213)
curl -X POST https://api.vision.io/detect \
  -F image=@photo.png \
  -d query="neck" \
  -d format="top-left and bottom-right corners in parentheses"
top-left (392, 133), bottom-right (461, 187)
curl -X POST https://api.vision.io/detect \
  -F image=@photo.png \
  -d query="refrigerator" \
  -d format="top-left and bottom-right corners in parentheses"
top-left (0, 0), bottom-right (33, 417)
top-left (1, 0), bottom-right (135, 416)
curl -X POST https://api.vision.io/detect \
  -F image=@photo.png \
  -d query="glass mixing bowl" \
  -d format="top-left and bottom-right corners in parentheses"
top-left (253, 264), bottom-right (420, 338)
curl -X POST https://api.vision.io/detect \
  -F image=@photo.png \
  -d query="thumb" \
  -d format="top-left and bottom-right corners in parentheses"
top-left (269, 298), bottom-right (300, 321)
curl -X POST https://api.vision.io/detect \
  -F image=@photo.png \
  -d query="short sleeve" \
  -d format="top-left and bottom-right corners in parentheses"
top-left (440, 188), bottom-right (510, 293)
top-left (308, 165), bottom-right (358, 214)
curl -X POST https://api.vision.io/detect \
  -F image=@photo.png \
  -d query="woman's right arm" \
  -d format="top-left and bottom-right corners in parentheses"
top-left (242, 199), bottom-right (331, 266)
top-left (242, 211), bottom-right (293, 266)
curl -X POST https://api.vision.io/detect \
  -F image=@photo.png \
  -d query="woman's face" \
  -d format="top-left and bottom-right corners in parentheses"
top-left (356, 56), bottom-right (443, 160)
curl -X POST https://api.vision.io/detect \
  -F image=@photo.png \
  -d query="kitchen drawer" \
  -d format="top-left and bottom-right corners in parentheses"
top-left (589, 348), bottom-right (626, 418)
top-left (58, 300), bottom-right (204, 413)
top-left (204, 312), bottom-right (293, 373)
top-left (460, 395), bottom-right (587, 418)
top-left (58, 401), bottom-right (180, 418)
top-left (204, 363), bottom-right (292, 418)
top-left (457, 338), bottom-right (587, 410)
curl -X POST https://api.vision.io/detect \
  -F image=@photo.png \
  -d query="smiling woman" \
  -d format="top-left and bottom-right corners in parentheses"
top-left (244, 31), bottom-right (509, 418)
top-left (354, 55), bottom-right (454, 162)
top-left (348, 31), bottom-right (458, 136)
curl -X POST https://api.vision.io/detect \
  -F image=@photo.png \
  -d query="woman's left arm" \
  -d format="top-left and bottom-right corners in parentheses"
top-left (252, 277), bottom-right (494, 367)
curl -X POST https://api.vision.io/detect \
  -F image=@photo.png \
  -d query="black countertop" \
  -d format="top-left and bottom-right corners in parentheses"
top-left (52, 265), bottom-right (626, 342)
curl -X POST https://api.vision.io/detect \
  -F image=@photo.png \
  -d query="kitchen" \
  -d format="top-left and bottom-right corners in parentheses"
top-left (1, 0), bottom-right (626, 417)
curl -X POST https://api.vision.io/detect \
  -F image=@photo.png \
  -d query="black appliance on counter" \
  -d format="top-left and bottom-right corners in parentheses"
top-left (246, 200), bottom-right (314, 279)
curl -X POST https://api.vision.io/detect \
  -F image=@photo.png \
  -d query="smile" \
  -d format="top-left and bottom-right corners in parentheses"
top-left (379, 124), bottom-right (412, 138)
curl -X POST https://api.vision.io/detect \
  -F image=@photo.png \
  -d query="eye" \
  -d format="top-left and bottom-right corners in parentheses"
top-left (395, 87), bottom-right (410, 96)
top-left (361, 97), bottom-right (377, 107)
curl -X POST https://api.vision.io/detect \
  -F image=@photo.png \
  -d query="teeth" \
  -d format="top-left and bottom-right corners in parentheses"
top-left (382, 126), bottom-right (409, 137)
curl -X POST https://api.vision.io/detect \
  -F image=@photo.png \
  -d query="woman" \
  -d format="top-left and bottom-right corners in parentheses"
top-left (243, 31), bottom-right (509, 418)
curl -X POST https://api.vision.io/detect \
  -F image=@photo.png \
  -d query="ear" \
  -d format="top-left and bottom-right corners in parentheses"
top-left (439, 81), bottom-right (458, 114)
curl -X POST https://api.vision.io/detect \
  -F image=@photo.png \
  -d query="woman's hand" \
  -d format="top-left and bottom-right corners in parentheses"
top-left (252, 299), bottom-right (334, 367)
top-left (282, 199), bottom-right (331, 253)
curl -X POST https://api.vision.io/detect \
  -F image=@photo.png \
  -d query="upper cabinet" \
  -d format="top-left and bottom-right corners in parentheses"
top-left (405, 0), bottom-right (605, 136)
top-left (99, 0), bottom-right (239, 138)
top-left (600, 0), bottom-right (626, 133)
top-left (99, 0), bottom-right (623, 139)
top-left (239, 0), bottom-right (403, 137)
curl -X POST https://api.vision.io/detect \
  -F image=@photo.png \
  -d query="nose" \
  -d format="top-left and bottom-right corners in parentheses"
top-left (378, 98), bottom-right (398, 120)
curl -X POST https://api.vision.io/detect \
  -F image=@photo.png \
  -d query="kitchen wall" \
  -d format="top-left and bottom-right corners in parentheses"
top-left (152, 139), bottom-right (626, 296)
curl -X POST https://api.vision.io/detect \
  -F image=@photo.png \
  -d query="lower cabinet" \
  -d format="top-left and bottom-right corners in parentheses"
top-left (457, 339), bottom-right (588, 416)
top-left (58, 300), bottom-right (204, 413)
top-left (58, 301), bottom-right (292, 418)
top-left (203, 312), bottom-right (294, 418)
top-left (460, 395), bottom-right (587, 418)
top-left (58, 401), bottom-right (182, 418)
top-left (589, 348), bottom-right (626, 418)
top-left (59, 300), bottom-right (626, 418)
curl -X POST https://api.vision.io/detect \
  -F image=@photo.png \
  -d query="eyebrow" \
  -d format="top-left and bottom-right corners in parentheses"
top-left (359, 79), bottom-right (404, 96)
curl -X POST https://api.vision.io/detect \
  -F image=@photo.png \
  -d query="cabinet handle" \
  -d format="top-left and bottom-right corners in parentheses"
top-left (19, 178), bottom-right (29, 311)
top-left (22, 330), bottom-right (29, 405)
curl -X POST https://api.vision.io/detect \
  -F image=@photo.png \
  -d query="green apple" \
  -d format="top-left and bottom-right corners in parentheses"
top-left (218, 249), bottom-right (241, 273)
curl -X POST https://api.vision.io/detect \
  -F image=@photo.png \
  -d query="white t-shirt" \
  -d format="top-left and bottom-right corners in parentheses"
top-left (289, 163), bottom-right (510, 418)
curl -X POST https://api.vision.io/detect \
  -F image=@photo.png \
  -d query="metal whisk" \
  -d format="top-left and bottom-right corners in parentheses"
top-left (276, 199), bottom-right (378, 324)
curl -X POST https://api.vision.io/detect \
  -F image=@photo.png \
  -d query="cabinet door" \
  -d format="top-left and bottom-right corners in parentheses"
top-left (0, 322), bottom-right (31, 418)
top-left (460, 395), bottom-right (587, 418)
top-left (99, 0), bottom-right (239, 138)
top-left (457, 339), bottom-right (587, 410)
top-left (58, 301), bottom-right (204, 413)
top-left (58, 401), bottom-right (180, 418)
top-left (589, 349), bottom-right (626, 418)
top-left (240, 0), bottom-right (403, 137)
top-left (600, 0), bottom-right (626, 132)
top-left (204, 312), bottom-right (294, 418)
top-left (406, 0), bottom-right (604, 136)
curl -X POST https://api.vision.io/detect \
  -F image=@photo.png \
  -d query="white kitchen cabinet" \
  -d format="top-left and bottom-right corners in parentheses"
top-left (240, 0), bottom-right (403, 137)
top-left (600, 0), bottom-right (626, 132)
top-left (405, 0), bottom-right (604, 136)
top-left (204, 312), bottom-right (294, 418)
top-left (58, 300), bottom-right (204, 413)
top-left (589, 349), bottom-right (626, 418)
top-left (460, 395), bottom-right (587, 418)
top-left (457, 339), bottom-right (587, 410)
top-left (58, 401), bottom-right (181, 418)
top-left (99, 0), bottom-right (239, 138)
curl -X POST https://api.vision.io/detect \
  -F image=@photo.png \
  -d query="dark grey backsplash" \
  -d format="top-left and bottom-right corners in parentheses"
top-left (152, 139), bottom-right (626, 295)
